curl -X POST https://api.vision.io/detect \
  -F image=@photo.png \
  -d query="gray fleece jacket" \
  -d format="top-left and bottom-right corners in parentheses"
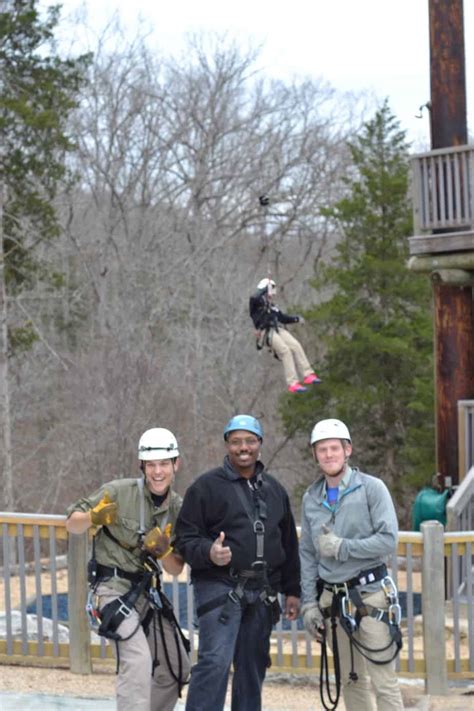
top-left (299, 466), bottom-right (399, 605)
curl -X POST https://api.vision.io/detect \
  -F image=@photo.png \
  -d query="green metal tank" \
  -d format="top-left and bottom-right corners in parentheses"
top-left (412, 487), bottom-right (450, 531)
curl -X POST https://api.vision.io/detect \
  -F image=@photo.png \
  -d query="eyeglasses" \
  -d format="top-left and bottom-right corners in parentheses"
top-left (227, 437), bottom-right (260, 448)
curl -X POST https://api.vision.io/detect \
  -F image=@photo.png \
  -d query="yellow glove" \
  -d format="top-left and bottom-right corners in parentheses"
top-left (90, 491), bottom-right (118, 526)
top-left (142, 523), bottom-right (173, 559)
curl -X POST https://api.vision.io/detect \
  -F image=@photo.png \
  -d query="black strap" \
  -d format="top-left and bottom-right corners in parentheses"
top-left (319, 563), bottom-right (387, 592)
top-left (96, 563), bottom-right (145, 584)
top-left (196, 593), bottom-right (229, 619)
top-left (346, 563), bottom-right (387, 589)
top-left (232, 476), bottom-right (267, 567)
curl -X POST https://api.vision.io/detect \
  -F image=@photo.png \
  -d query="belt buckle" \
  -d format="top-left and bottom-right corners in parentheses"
top-left (228, 589), bottom-right (241, 605)
top-left (118, 601), bottom-right (133, 617)
top-left (251, 560), bottom-right (266, 573)
top-left (253, 521), bottom-right (265, 534)
top-left (332, 582), bottom-right (349, 596)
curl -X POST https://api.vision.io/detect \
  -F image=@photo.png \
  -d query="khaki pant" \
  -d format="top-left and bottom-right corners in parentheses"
top-left (319, 588), bottom-right (404, 711)
top-left (269, 328), bottom-right (313, 386)
top-left (97, 584), bottom-right (190, 711)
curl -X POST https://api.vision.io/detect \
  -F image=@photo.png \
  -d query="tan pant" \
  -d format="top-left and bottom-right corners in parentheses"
top-left (269, 328), bottom-right (313, 385)
top-left (97, 584), bottom-right (190, 711)
top-left (319, 588), bottom-right (404, 711)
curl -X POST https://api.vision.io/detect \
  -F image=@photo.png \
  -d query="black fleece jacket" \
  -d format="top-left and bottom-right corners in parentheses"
top-left (249, 287), bottom-right (300, 331)
top-left (174, 457), bottom-right (301, 598)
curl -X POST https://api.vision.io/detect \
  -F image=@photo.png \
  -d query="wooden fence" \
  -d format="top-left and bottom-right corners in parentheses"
top-left (1, 512), bottom-right (473, 690)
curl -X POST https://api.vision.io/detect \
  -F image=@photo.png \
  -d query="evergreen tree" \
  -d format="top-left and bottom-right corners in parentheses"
top-left (281, 102), bottom-right (434, 514)
top-left (0, 0), bottom-right (89, 509)
top-left (0, 0), bottom-right (90, 300)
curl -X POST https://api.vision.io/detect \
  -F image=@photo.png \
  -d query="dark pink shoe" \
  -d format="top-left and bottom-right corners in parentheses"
top-left (288, 382), bottom-right (307, 393)
top-left (303, 373), bottom-right (322, 385)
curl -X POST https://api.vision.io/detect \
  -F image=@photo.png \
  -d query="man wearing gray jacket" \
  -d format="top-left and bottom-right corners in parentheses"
top-left (299, 418), bottom-right (404, 711)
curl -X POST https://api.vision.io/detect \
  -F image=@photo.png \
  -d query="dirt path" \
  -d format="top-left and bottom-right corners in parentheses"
top-left (0, 664), bottom-right (472, 710)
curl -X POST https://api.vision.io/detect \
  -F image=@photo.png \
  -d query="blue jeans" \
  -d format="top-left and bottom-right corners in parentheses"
top-left (185, 578), bottom-right (273, 711)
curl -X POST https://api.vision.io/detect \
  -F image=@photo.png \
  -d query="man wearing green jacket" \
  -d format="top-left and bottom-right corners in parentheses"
top-left (66, 427), bottom-right (190, 711)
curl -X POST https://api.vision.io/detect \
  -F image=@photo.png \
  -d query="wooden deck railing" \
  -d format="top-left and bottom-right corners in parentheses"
top-left (1, 513), bottom-right (473, 688)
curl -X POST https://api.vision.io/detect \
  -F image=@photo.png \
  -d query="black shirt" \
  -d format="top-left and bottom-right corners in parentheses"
top-left (174, 457), bottom-right (301, 598)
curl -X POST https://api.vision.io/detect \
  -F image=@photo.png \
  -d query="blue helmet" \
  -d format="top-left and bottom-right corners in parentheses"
top-left (223, 414), bottom-right (263, 441)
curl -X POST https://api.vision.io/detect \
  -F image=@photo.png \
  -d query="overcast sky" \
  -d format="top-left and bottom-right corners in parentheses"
top-left (51, 0), bottom-right (473, 150)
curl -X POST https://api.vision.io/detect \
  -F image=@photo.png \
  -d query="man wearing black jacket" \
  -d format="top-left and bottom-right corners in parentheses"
top-left (175, 414), bottom-right (300, 711)
top-left (249, 277), bottom-right (321, 393)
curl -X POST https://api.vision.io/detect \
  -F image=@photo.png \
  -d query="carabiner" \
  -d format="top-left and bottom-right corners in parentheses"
top-left (340, 595), bottom-right (357, 633)
top-left (381, 575), bottom-right (398, 604)
top-left (389, 603), bottom-right (402, 626)
top-left (85, 591), bottom-right (101, 628)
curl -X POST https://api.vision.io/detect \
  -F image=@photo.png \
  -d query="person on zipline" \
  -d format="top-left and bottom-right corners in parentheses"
top-left (249, 277), bottom-right (321, 393)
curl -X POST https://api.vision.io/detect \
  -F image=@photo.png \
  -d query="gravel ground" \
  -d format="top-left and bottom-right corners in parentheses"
top-left (0, 665), bottom-right (473, 710)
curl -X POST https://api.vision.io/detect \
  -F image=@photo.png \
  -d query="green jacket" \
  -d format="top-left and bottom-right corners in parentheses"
top-left (67, 477), bottom-right (182, 594)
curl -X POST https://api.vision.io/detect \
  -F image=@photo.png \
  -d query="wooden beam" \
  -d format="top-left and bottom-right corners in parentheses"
top-left (409, 232), bottom-right (474, 255)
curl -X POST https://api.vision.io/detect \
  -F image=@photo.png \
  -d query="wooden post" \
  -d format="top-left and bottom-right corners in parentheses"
top-left (434, 282), bottom-right (474, 486)
top-left (421, 520), bottom-right (448, 694)
top-left (429, 0), bottom-right (467, 149)
top-left (67, 532), bottom-right (92, 674)
top-left (428, 0), bottom-right (474, 487)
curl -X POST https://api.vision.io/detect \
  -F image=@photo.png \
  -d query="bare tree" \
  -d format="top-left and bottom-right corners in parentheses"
top-left (11, 29), bottom-right (367, 511)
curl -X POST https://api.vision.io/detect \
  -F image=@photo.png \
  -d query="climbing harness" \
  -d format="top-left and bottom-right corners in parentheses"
top-left (195, 474), bottom-right (281, 626)
top-left (316, 567), bottom-right (403, 711)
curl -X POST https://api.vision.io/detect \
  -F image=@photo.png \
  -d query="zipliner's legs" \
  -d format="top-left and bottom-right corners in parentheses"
top-left (270, 328), bottom-right (313, 385)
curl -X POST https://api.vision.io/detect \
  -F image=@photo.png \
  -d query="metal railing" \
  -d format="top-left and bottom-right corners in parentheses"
top-left (458, 402), bottom-right (474, 482)
top-left (411, 144), bottom-right (474, 234)
top-left (0, 513), bottom-right (473, 684)
top-left (447, 466), bottom-right (474, 533)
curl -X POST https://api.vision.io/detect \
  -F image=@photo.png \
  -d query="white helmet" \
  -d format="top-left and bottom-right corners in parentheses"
top-left (138, 428), bottom-right (179, 461)
top-left (257, 277), bottom-right (276, 291)
top-left (310, 418), bottom-right (351, 445)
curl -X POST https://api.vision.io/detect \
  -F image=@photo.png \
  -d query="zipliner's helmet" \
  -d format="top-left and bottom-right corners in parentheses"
top-left (257, 278), bottom-right (276, 295)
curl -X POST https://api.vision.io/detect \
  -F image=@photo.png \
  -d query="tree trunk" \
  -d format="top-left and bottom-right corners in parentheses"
top-left (0, 181), bottom-right (14, 511)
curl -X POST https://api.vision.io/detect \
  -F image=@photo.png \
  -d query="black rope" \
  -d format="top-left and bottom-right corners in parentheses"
top-left (156, 606), bottom-right (187, 696)
top-left (319, 596), bottom-right (341, 711)
top-left (151, 612), bottom-right (160, 674)
top-left (341, 625), bottom-right (401, 666)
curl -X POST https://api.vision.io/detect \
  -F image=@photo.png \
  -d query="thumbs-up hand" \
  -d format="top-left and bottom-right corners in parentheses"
top-left (90, 491), bottom-right (118, 526)
top-left (209, 531), bottom-right (232, 567)
top-left (318, 523), bottom-right (343, 560)
top-left (142, 523), bottom-right (173, 559)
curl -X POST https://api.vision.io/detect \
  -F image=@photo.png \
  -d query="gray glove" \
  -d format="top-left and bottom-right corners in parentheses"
top-left (318, 525), bottom-right (343, 560)
top-left (301, 603), bottom-right (325, 641)
top-left (297, 315), bottom-right (305, 325)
